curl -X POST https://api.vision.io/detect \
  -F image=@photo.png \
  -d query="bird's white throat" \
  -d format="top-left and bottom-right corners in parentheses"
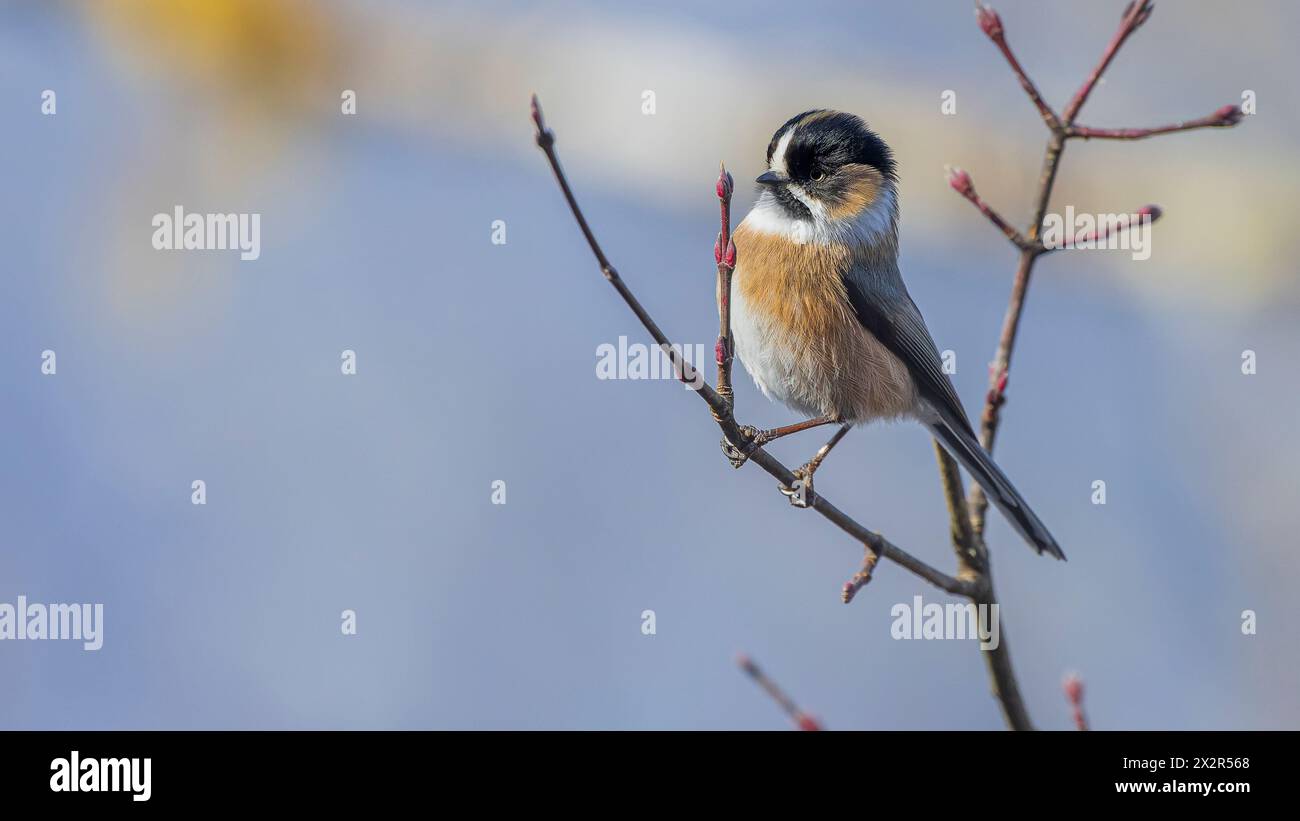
top-left (742, 185), bottom-right (897, 247)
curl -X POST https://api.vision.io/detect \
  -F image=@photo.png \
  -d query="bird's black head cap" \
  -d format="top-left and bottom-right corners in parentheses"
top-left (766, 110), bottom-right (897, 183)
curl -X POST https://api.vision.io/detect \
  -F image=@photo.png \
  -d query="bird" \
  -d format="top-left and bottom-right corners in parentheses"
top-left (721, 109), bottom-right (1064, 560)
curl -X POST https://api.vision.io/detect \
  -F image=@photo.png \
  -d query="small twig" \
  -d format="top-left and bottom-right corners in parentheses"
top-left (713, 165), bottom-right (737, 419)
top-left (1067, 105), bottom-right (1243, 140)
top-left (1043, 205), bottom-right (1162, 252)
top-left (1060, 0), bottom-right (1155, 126)
top-left (737, 654), bottom-right (822, 730)
top-left (841, 549), bottom-right (879, 604)
top-left (975, 3), bottom-right (1062, 132)
top-left (810, 489), bottom-right (972, 596)
top-left (946, 166), bottom-right (1035, 251)
top-left (1063, 673), bottom-right (1089, 730)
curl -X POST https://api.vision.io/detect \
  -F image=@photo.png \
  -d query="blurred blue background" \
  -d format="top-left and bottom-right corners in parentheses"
top-left (1, 0), bottom-right (1296, 729)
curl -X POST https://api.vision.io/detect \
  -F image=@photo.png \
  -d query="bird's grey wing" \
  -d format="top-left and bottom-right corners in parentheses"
top-left (842, 265), bottom-right (1064, 557)
top-left (840, 265), bottom-right (974, 435)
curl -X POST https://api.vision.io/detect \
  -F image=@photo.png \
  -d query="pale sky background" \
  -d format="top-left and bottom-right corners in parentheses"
top-left (0, 0), bottom-right (1296, 729)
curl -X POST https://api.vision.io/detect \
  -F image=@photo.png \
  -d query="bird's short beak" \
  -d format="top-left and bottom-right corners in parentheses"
top-left (755, 170), bottom-right (785, 186)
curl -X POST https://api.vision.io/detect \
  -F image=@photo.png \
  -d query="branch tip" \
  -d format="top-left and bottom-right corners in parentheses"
top-left (716, 164), bottom-right (734, 200)
top-left (946, 165), bottom-right (974, 196)
top-left (1123, 0), bottom-right (1155, 28)
top-left (737, 653), bottom-right (822, 730)
top-left (1068, 104), bottom-right (1244, 140)
top-left (529, 93), bottom-right (542, 129)
top-left (1063, 0), bottom-right (1156, 125)
top-left (1063, 673), bottom-right (1083, 702)
top-left (842, 549), bottom-right (879, 604)
top-left (946, 166), bottom-right (1033, 250)
top-left (1214, 104), bottom-right (1244, 127)
top-left (530, 94), bottom-right (553, 148)
top-left (1045, 204), bottom-right (1164, 251)
top-left (795, 714), bottom-right (823, 732)
top-left (1063, 672), bottom-right (1089, 731)
top-left (975, 3), bottom-right (1003, 40)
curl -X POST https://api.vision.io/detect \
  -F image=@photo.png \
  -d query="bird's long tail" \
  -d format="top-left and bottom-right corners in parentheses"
top-left (926, 408), bottom-right (1065, 560)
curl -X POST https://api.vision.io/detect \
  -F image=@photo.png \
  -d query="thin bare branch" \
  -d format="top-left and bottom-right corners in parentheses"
top-left (966, 246), bottom-right (1034, 536)
top-left (935, 441), bottom-right (1035, 729)
top-left (975, 3), bottom-right (1062, 132)
top-left (841, 547), bottom-right (879, 604)
top-left (1043, 205), bottom-right (1162, 252)
top-left (947, 165), bottom-right (1035, 251)
top-left (1061, 0), bottom-right (1155, 126)
top-left (713, 166), bottom-right (737, 419)
top-left (1067, 105), bottom-right (1244, 140)
top-left (737, 654), bottom-right (822, 731)
top-left (982, 604), bottom-right (1033, 730)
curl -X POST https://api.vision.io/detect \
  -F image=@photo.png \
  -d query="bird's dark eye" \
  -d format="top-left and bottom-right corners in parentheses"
top-left (811, 169), bottom-right (825, 182)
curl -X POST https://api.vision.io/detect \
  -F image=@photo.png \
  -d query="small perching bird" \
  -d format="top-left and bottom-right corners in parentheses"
top-left (723, 110), bottom-right (1064, 560)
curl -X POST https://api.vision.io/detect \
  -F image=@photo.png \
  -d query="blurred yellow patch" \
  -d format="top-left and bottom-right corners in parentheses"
top-left (83, 0), bottom-right (339, 115)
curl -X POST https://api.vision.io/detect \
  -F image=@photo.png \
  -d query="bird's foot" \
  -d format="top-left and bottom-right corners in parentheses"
top-left (779, 464), bottom-right (814, 508)
top-left (721, 425), bottom-right (760, 469)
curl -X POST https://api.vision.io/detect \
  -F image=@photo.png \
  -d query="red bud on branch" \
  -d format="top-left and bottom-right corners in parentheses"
top-left (946, 165), bottom-right (974, 197)
top-left (1063, 672), bottom-right (1089, 731)
top-left (716, 165), bottom-right (734, 201)
top-left (1214, 104), bottom-right (1245, 126)
top-left (975, 3), bottom-right (1004, 40)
